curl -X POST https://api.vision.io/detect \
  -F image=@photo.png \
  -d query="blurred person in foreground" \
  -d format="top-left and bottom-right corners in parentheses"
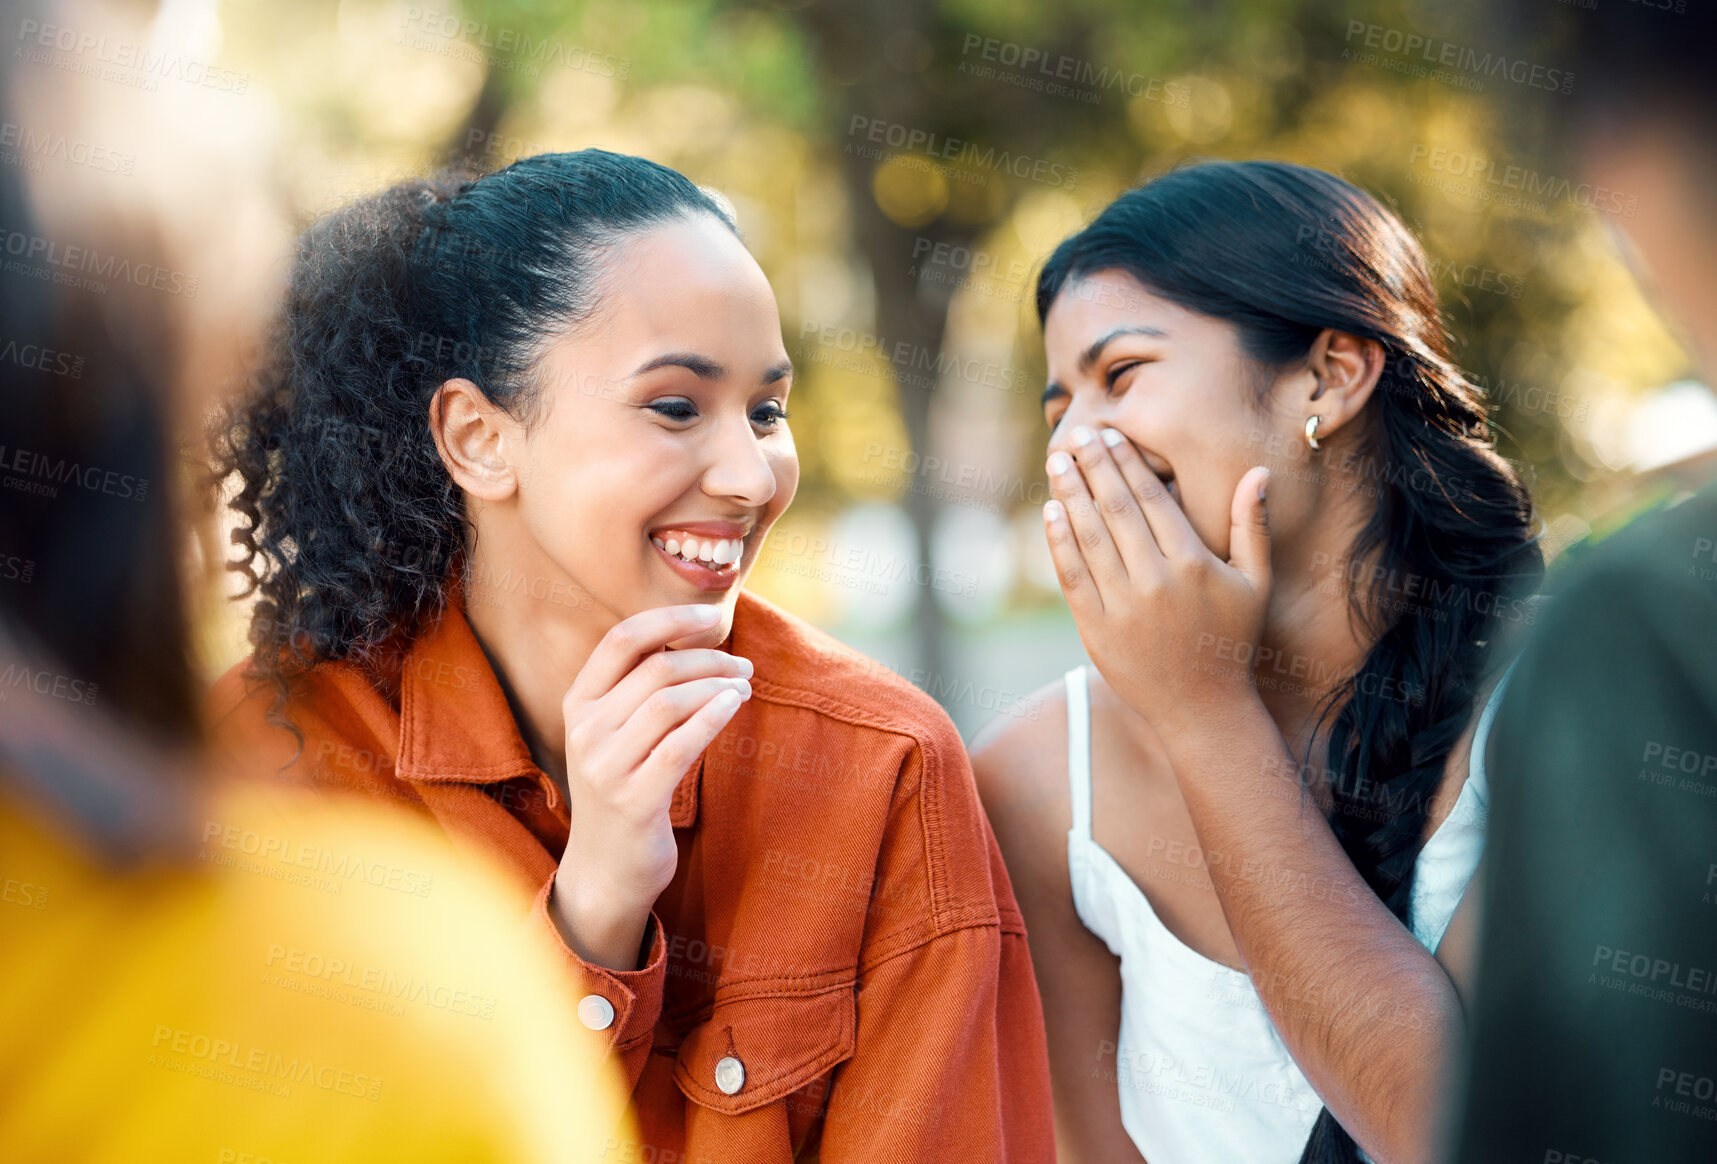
top-left (1450, 3), bottom-right (1717, 1161)
top-left (0, 85), bottom-right (628, 1164)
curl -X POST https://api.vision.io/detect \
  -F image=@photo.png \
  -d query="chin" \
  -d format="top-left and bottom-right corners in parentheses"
top-left (665, 617), bottom-right (736, 653)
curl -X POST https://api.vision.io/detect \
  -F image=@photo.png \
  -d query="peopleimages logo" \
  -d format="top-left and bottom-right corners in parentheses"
top-left (0, 334), bottom-right (84, 378)
top-left (1407, 144), bottom-right (1639, 218)
top-left (0, 121), bottom-right (135, 175)
top-left (1343, 21), bottom-right (1573, 94)
top-left (800, 319), bottom-right (1028, 395)
top-left (0, 443), bottom-right (148, 501)
top-left (957, 34), bottom-right (1190, 107)
top-left (0, 663), bottom-right (98, 706)
top-left (15, 19), bottom-right (249, 94)
top-left (0, 229), bottom-right (200, 297)
top-left (148, 1025), bottom-right (383, 1101)
top-left (846, 116), bottom-right (1078, 189)
top-left (399, 8), bottom-right (631, 79)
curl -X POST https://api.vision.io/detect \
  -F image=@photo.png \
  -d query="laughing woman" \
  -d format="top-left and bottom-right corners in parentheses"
top-left (212, 150), bottom-right (1053, 1161)
top-left (973, 162), bottom-right (1541, 1164)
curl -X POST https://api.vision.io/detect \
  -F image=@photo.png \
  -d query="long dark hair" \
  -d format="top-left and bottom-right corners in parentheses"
top-left (214, 150), bottom-right (736, 706)
top-left (0, 72), bottom-right (199, 859)
top-left (0, 152), bottom-right (196, 751)
top-left (1037, 160), bottom-right (1542, 1163)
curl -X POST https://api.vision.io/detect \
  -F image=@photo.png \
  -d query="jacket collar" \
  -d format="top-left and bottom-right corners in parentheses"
top-left (394, 600), bottom-right (704, 827)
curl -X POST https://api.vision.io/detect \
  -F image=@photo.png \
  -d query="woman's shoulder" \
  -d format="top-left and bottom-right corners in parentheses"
top-left (210, 651), bottom-right (392, 720)
top-left (207, 652), bottom-right (400, 783)
top-left (732, 591), bottom-right (969, 755)
top-left (726, 594), bottom-right (1050, 938)
top-left (969, 673), bottom-right (1074, 844)
top-left (971, 667), bottom-right (1174, 868)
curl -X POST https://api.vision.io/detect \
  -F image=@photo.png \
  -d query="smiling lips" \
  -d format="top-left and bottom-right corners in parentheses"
top-left (648, 522), bottom-right (752, 591)
top-left (652, 531), bottom-right (743, 567)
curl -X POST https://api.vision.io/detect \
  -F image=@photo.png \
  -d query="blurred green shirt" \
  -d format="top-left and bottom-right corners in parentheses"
top-left (1453, 481), bottom-right (1717, 1161)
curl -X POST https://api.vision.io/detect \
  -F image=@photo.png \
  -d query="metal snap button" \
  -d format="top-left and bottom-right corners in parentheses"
top-left (714, 1054), bottom-right (746, 1095)
top-left (577, 994), bottom-right (615, 1032)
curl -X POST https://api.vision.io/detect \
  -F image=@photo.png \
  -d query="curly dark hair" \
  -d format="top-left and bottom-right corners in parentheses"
top-left (1037, 160), bottom-right (1544, 1164)
top-left (213, 150), bottom-right (736, 712)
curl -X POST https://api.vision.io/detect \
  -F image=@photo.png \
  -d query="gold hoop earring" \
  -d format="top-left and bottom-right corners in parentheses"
top-left (1304, 415), bottom-right (1322, 450)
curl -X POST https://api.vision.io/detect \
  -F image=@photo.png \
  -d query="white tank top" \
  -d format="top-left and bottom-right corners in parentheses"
top-left (1065, 665), bottom-right (1503, 1163)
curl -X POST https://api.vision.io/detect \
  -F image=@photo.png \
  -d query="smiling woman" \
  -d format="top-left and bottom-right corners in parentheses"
top-left (972, 161), bottom-right (1544, 1164)
top-left (209, 149), bottom-right (1053, 1161)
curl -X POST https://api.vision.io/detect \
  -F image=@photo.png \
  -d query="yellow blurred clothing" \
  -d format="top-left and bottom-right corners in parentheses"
top-left (0, 778), bottom-right (631, 1164)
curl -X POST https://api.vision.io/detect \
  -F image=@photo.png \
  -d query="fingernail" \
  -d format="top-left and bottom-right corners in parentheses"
top-left (1071, 426), bottom-right (1094, 447)
top-left (729, 678), bottom-right (752, 698)
top-left (1044, 499), bottom-right (1065, 522)
top-left (1257, 467), bottom-right (1271, 501)
top-left (1047, 451), bottom-right (1073, 476)
top-left (734, 656), bottom-right (755, 677)
top-left (1100, 427), bottom-right (1125, 448)
top-left (693, 604), bottom-right (721, 623)
top-left (715, 688), bottom-right (742, 712)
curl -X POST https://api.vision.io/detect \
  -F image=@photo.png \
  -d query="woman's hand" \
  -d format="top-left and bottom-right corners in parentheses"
top-left (550, 604), bottom-right (752, 970)
top-left (1043, 425), bottom-right (1273, 738)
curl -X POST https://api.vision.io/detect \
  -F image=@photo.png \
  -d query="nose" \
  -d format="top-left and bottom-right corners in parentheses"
top-left (701, 412), bottom-right (781, 508)
top-left (1048, 395), bottom-right (1112, 460)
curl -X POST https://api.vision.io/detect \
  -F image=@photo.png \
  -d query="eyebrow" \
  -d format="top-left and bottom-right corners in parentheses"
top-left (632, 352), bottom-right (795, 387)
top-left (632, 352), bottom-right (725, 380)
top-left (1079, 325), bottom-right (1168, 372)
top-left (1041, 325), bottom-right (1169, 411)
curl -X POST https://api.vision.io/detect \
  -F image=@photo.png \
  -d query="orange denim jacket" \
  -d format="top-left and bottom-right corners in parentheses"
top-left (211, 591), bottom-right (1055, 1161)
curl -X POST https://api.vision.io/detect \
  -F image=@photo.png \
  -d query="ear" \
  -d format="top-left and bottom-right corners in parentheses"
top-left (429, 379), bottom-right (521, 502)
top-left (1300, 329), bottom-right (1385, 442)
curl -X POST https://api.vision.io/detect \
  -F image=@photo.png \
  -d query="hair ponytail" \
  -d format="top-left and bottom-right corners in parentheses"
top-left (222, 175), bottom-right (463, 681)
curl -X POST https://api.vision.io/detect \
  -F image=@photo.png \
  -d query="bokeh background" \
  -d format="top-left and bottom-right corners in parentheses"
top-left (14, 0), bottom-right (1708, 736)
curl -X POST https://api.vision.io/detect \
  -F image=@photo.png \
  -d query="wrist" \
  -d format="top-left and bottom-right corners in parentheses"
top-left (1154, 686), bottom-right (1272, 770)
top-left (1104, 646), bottom-right (1257, 737)
top-left (550, 870), bottom-right (653, 971)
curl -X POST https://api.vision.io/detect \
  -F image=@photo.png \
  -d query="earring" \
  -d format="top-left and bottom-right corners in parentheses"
top-left (1304, 415), bottom-right (1322, 450)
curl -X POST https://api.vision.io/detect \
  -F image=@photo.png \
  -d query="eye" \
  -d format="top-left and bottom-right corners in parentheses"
top-left (1105, 360), bottom-right (1144, 391)
top-left (751, 401), bottom-right (790, 429)
top-left (1041, 384), bottom-right (1070, 433)
top-left (648, 398), bottom-right (698, 422)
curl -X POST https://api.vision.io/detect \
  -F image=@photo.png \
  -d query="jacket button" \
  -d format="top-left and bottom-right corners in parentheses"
top-left (714, 1055), bottom-right (746, 1095)
top-left (577, 994), bottom-right (615, 1032)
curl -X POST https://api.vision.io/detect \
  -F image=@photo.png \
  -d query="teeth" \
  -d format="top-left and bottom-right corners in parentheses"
top-left (653, 533), bottom-right (744, 568)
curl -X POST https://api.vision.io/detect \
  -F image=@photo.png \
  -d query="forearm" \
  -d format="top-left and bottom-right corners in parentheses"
top-left (1164, 697), bottom-right (1459, 1163)
top-left (550, 868), bottom-right (653, 970)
